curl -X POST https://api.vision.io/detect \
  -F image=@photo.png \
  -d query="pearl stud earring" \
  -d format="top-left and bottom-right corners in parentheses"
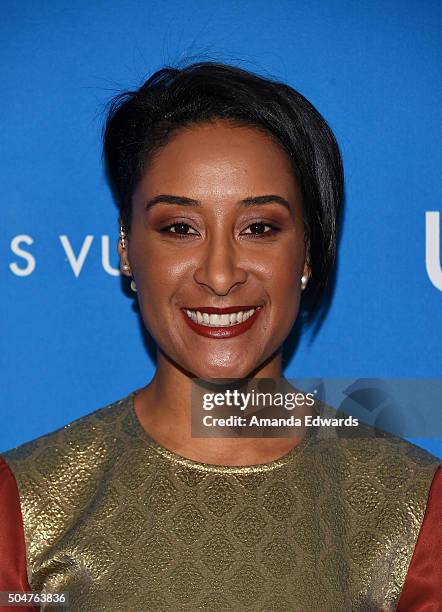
top-left (130, 279), bottom-right (137, 292)
top-left (301, 275), bottom-right (308, 291)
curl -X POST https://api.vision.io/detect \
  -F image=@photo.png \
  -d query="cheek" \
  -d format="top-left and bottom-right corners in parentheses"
top-left (263, 248), bottom-right (304, 332)
top-left (130, 247), bottom-right (192, 325)
top-left (271, 276), bottom-right (300, 325)
top-left (264, 244), bottom-right (304, 291)
top-left (131, 238), bottom-right (187, 287)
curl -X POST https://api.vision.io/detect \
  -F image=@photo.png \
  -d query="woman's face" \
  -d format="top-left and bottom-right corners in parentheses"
top-left (121, 120), bottom-right (308, 379)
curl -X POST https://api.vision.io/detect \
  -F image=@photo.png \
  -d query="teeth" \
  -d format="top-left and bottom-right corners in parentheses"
top-left (185, 308), bottom-right (257, 327)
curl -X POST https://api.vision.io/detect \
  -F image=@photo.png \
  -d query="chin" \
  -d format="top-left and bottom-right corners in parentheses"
top-left (187, 355), bottom-right (261, 382)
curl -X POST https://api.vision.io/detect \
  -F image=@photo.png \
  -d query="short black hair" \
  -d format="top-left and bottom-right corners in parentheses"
top-left (103, 61), bottom-right (344, 317)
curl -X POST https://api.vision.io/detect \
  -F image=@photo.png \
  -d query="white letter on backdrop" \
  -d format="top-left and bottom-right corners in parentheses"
top-left (425, 212), bottom-right (442, 291)
top-left (101, 235), bottom-right (120, 276)
top-left (60, 235), bottom-right (94, 278)
top-left (9, 235), bottom-right (36, 276)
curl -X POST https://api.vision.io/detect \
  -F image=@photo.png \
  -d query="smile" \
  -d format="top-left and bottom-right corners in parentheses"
top-left (180, 305), bottom-right (263, 338)
top-left (185, 308), bottom-right (256, 327)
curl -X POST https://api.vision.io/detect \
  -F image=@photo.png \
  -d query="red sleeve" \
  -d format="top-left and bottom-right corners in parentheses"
top-left (0, 456), bottom-right (37, 611)
top-left (397, 463), bottom-right (442, 611)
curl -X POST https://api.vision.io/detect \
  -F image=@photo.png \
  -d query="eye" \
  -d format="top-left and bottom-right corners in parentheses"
top-left (159, 222), bottom-right (199, 237)
top-left (241, 222), bottom-right (280, 237)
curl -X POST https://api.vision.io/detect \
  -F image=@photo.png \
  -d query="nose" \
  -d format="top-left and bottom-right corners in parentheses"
top-left (193, 235), bottom-right (247, 296)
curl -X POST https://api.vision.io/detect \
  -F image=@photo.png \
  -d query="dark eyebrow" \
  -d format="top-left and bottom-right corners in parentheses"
top-left (144, 195), bottom-right (200, 211)
top-left (144, 194), bottom-right (293, 213)
top-left (240, 195), bottom-right (292, 213)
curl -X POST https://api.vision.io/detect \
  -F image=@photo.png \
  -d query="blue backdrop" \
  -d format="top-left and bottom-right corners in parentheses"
top-left (1, 0), bottom-right (441, 456)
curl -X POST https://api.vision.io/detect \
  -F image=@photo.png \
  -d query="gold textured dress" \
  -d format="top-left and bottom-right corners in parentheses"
top-left (1, 391), bottom-right (440, 611)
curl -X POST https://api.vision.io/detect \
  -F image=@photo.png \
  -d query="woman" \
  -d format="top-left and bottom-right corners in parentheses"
top-left (1, 62), bottom-right (441, 611)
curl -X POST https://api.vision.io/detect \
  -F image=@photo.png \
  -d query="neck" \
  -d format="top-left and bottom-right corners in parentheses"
top-left (133, 351), bottom-right (304, 466)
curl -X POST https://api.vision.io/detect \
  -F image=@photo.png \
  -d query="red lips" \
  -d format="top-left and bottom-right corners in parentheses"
top-left (181, 306), bottom-right (263, 339)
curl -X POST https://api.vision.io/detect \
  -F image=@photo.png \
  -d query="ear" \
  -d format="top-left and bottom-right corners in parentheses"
top-left (302, 242), bottom-right (311, 281)
top-left (117, 238), bottom-right (132, 277)
top-left (302, 234), bottom-right (311, 280)
top-left (303, 259), bottom-right (311, 280)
